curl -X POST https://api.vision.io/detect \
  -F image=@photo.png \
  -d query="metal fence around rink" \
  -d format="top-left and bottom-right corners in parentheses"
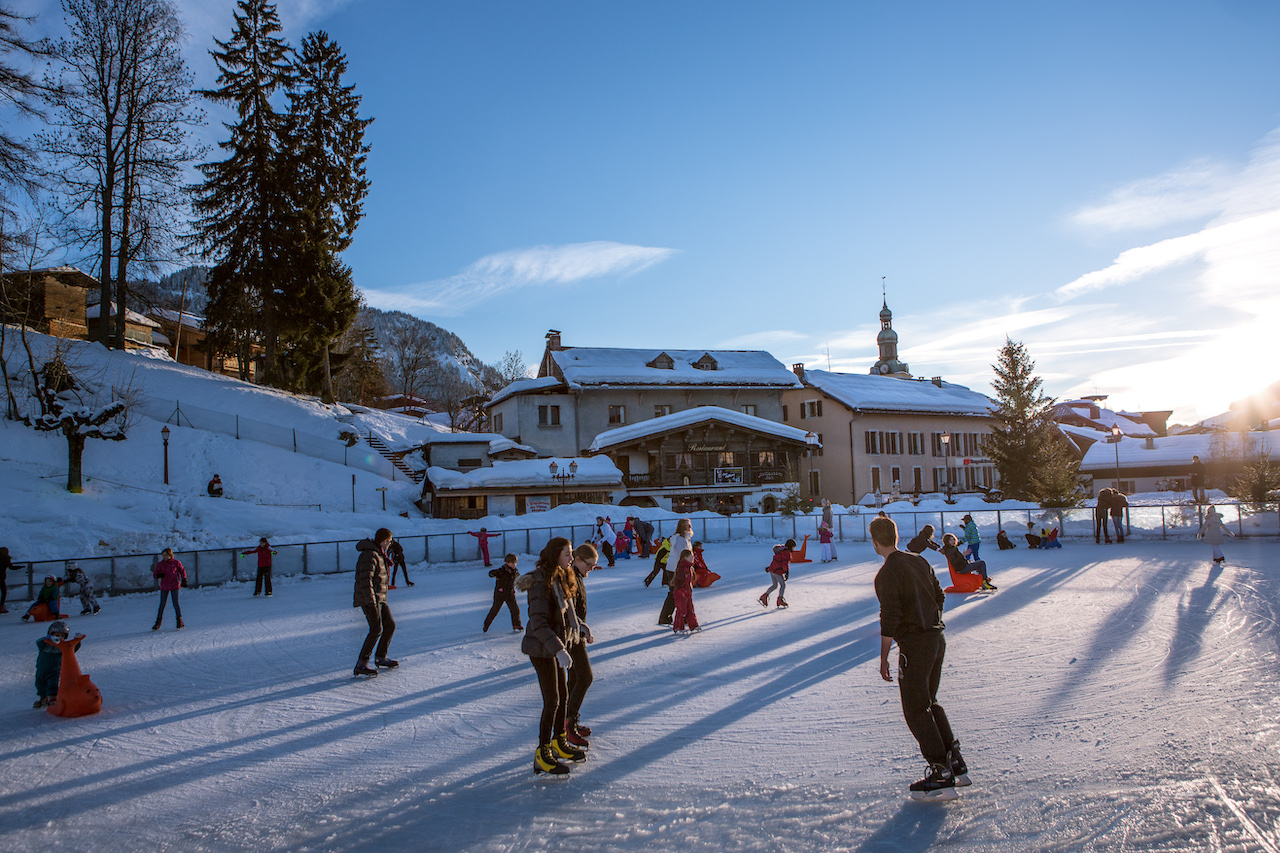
top-left (6, 502), bottom-right (1278, 603)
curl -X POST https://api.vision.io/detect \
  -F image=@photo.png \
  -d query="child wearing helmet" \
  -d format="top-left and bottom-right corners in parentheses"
top-left (21, 576), bottom-right (67, 622)
top-left (34, 621), bottom-right (80, 708)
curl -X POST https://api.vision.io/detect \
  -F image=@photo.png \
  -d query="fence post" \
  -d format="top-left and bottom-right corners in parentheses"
top-left (1161, 505), bottom-right (1166, 539)
top-left (303, 542), bottom-right (309, 575)
top-left (236, 415), bottom-right (240, 440)
top-left (293, 428), bottom-right (297, 452)
top-left (110, 557), bottom-right (116, 597)
top-left (996, 510), bottom-right (1002, 534)
top-left (336, 542), bottom-right (341, 573)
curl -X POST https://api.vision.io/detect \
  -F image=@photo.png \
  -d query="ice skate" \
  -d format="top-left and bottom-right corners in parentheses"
top-left (566, 727), bottom-right (590, 749)
top-left (776, 596), bottom-right (788, 608)
top-left (909, 763), bottom-right (958, 801)
top-left (375, 657), bottom-right (399, 668)
top-left (552, 736), bottom-right (587, 763)
top-left (570, 719), bottom-right (592, 738)
top-left (176, 618), bottom-right (185, 630)
top-left (534, 744), bottom-right (570, 776)
top-left (353, 660), bottom-right (378, 677)
top-left (950, 742), bottom-right (971, 787)
top-left (758, 592), bottom-right (769, 607)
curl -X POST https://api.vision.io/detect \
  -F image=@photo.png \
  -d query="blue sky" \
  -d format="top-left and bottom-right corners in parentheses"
top-left (18, 0), bottom-right (1280, 423)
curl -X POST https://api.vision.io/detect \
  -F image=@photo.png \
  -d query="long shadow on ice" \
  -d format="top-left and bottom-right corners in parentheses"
top-left (853, 799), bottom-right (947, 853)
top-left (1161, 561), bottom-right (1228, 686)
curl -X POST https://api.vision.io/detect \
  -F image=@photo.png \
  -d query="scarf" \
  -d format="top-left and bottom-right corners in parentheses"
top-left (554, 576), bottom-right (583, 647)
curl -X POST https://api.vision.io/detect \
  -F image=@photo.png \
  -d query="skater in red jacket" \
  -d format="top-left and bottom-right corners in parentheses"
top-left (152, 548), bottom-right (187, 631)
top-left (468, 528), bottom-right (500, 567)
top-left (241, 537), bottom-right (277, 596)
top-left (758, 539), bottom-right (794, 608)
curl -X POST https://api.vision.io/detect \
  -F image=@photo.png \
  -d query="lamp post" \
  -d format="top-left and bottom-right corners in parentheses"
top-left (940, 432), bottom-right (952, 503)
top-left (161, 425), bottom-right (170, 485)
top-left (549, 460), bottom-right (578, 505)
top-left (804, 431), bottom-right (819, 503)
top-left (1110, 425), bottom-right (1123, 492)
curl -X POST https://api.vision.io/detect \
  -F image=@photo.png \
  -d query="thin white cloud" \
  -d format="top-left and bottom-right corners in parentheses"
top-left (1072, 159), bottom-right (1232, 231)
top-left (715, 330), bottom-right (808, 349)
top-left (364, 241), bottom-right (678, 316)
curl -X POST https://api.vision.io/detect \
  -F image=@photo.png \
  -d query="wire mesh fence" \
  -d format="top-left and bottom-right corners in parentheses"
top-left (136, 396), bottom-right (401, 480)
top-left (5, 502), bottom-right (1276, 604)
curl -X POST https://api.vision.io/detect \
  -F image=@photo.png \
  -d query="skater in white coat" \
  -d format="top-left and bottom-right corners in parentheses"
top-left (1197, 506), bottom-right (1234, 563)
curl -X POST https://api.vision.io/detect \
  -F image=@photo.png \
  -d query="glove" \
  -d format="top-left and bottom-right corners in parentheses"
top-left (583, 625), bottom-right (594, 644)
top-left (555, 649), bottom-right (573, 670)
top-left (181, 579), bottom-right (189, 588)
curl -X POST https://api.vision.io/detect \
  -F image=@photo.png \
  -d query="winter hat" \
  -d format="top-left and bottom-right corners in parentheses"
top-left (962, 514), bottom-right (973, 523)
top-left (43, 575), bottom-right (56, 583)
top-left (47, 621), bottom-right (69, 639)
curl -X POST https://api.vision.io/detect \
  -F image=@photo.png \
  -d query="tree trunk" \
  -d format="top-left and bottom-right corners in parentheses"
top-left (98, 176), bottom-right (114, 347)
top-left (66, 430), bottom-right (86, 493)
top-left (321, 343), bottom-right (335, 404)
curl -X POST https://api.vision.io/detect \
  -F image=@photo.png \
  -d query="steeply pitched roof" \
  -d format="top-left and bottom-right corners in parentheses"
top-left (427, 456), bottom-right (622, 491)
top-left (802, 369), bottom-right (992, 416)
top-left (549, 347), bottom-right (801, 390)
top-left (589, 405), bottom-right (815, 452)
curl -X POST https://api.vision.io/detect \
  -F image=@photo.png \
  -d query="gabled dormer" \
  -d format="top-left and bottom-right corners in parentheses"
top-left (692, 353), bottom-right (719, 371)
top-left (648, 352), bottom-right (675, 370)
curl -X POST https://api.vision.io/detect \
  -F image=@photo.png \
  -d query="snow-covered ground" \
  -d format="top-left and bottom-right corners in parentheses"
top-left (2, 539), bottom-right (1278, 852)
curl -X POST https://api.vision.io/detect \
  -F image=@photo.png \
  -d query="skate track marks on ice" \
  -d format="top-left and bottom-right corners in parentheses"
top-left (1, 541), bottom-right (1279, 852)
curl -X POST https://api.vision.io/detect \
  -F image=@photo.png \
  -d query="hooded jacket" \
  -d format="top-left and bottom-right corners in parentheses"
top-left (1198, 510), bottom-right (1233, 546)
top-left (518, 567), bottom-right (572, 658)
top-left (353, 539), bottom-right (389, 607)
top-left (153, 559), bottom-right (186, 591)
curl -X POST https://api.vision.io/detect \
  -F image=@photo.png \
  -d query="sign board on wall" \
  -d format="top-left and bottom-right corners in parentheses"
top-left (714, 467), bottom-right (744, 485)
top-left (526, 496), bottom-right (552, 513)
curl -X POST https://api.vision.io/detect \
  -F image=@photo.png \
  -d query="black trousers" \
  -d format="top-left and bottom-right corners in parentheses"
top-left (658, 569), bottom-right (676, 624)
top-left (359, 602), bottom-right (395, 661)
top-left (484, 590), bottom-right (521, 630)
top-left (1095, 513), bottom-right (1111, 543)
top-left (254, 566), bottom-right (273, 595)
top-left (896, 631), bottom-right (956, 766)
top-left (530, 654), bottom-right (568, 745)
top-left (600, 541), bottom-right (615, 566)
top-left (390, 560), bottom-right (409, 585)
top-left (566, 640), bottom-right (593, 721)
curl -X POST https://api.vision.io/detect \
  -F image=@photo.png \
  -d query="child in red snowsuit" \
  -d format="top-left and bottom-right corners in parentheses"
top-left (468, 528), bottom-right (500, 567)
top-left (691, 542), bottom-right (721, 587)
top-left (671, 550), bottom-right (700, 633)
top-left (758, 539), bottom-right (794, 608)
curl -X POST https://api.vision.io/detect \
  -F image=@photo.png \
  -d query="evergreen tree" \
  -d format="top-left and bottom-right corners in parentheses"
top-left (190, 0), bottom-right (293, 381)
top-left (983, 338), bottom-right (1079, 504)
top-left (275, 31), bottom-right (369, 400)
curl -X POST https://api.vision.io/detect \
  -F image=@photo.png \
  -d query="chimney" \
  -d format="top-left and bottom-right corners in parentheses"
top-left (545, 329), bottom-right (563, 351)
top-left (931, 376), bottom-right (942, 388)
top-left (792, 363), bottom-right (805, 381)
top-left (1144, 437), bottom-right (1155, 449)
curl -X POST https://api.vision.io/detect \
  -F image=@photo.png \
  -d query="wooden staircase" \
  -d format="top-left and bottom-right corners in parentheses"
top-left (339, 413), bottom-right (425, 483)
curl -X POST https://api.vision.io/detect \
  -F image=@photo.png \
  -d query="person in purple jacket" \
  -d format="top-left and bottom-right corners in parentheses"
top-left (152, 548), bottom-right (187, 631)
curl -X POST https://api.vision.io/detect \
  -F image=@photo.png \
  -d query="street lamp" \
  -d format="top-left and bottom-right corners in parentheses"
top-left (549, 460), bottom-right (578, 504)
top-left (804, 431), bottom-right (819, 501)
top-left (161, 425), bottom-right (170, 485)
top-left (940, 432), bottom-right (953, 503)
top-left (1110, 425), bottom-right (1123, 492)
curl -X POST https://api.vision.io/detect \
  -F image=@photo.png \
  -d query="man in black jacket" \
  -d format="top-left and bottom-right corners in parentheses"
top-left (871, 516), bottom-right (968, 799)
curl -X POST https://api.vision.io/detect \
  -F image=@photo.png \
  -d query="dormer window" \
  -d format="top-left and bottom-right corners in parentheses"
top-left (692, 353), bottom-right (718, 371)
top-left (647, 352), bottom-right (675, 370)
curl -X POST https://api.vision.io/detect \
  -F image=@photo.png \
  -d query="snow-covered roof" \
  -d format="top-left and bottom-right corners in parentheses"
top-left (802, 369), bottom-right (992, 416)
top-left (1055, 399), bottom-right (1155, 437)
top-left (148, 308), bottom-right (205, 331)
top-left (487, 376), bottom-right (567, 407)
top-left (589, 405), bottom-right (816, 452)
top-left (1079, 431), bottom-right (1280, 472)
top-left (427, 456), bottom-right (622, 491)
top-left (488, 436), bottom-right (537, 456)
top-left (550, 348), bottom-right (802, 390)
top-left (86, 303), bottom-right (160, 328)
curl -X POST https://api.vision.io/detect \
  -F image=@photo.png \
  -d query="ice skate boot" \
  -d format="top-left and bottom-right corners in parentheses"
top-left (534, 744), bottom-right (570, 776)
top-left (909, 763), bottom-right (958, 801)
top-left (566, 726), bottom-right (590, 749)
top-left (949, 742), bottom-right (971, 787)
top-left (353, 660), bottom-right (378, 677)
top-left (375, 657), bottom-right (399, 668)
top-left (776, 597), bottom-right (788, 608)
top-left (570, 719), bottom-right (592, 737)
top-left (758, 593), bottom-right (769, 607)
top-left (552, 736), bottom-right (587, 763)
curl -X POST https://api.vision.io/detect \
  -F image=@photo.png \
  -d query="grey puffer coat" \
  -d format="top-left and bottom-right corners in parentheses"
top-left (1198, 510), bottom-right (1233, 546)
top-left (353, 539), bottom-right (389, 607)
top-left (518, 567), bottom-right (570, 659)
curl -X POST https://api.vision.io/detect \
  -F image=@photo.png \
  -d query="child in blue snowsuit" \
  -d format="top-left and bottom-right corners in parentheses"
top-left (34, 621), bottom-right (78, 708)
top-left (22, 576), bottom-right (66, 622)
